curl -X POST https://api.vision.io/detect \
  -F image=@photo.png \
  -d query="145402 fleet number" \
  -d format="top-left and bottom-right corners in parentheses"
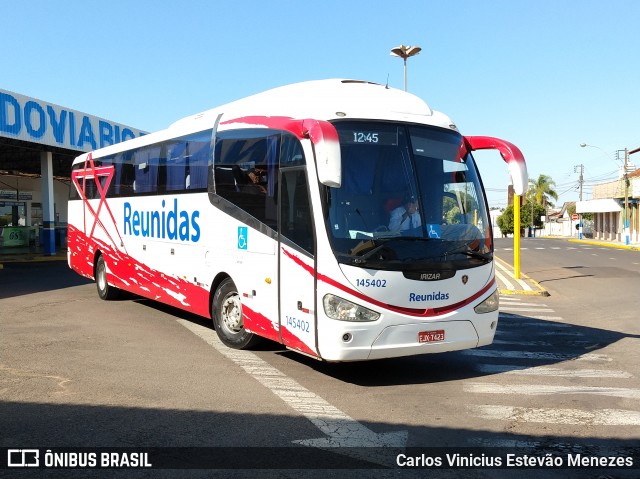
top-left (356, 278), bottom-right (387, 287)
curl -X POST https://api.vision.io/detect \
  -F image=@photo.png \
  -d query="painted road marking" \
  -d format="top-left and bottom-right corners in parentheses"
top-left (464, 383), bottom-right (640, 399)
top-left (475, 364), bottom-right (632, 378)
top-left (495, 260), bottom-right (532, 291)
top-left (500, 305), bottom-right (553, 313)
top-left (492, 339), bottom-right (554, 347)
top-left (495, 269), bottom-right (515, 290)
top-left (470, 405), bottom-right (640, 426)
top-left (500, 318), bottom-right (568, 324)
top-left (500, 301), bottom-right (548, 307)
top-left (473, 296), bottom-right (639, 431)
top-left (176, 319), bottom-right (407, 453)
top-left (462, 350), bottom-right (611, 361)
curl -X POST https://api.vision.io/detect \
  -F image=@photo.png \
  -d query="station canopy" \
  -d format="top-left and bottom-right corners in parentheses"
top-left (0, 88), bottom-right (146, 178)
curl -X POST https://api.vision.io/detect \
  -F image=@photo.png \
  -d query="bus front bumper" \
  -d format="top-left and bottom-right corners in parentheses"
top-left (318, 315), bottom-right (498, 362)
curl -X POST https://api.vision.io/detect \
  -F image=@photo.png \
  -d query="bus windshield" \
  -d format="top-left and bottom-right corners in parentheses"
top-left (325, 121), bottom-right (492, 271)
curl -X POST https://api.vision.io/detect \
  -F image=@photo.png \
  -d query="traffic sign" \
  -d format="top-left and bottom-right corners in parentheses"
top-left (572, 213), bottom-right (579, 221)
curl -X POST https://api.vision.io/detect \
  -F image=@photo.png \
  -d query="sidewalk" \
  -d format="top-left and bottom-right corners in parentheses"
top-left (0, 246), bottom-right (67, 269)
top-left (494, 255), bottom-right (549, 296)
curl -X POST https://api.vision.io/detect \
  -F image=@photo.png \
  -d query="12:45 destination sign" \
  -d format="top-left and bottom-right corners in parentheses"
top-left (338, 127), bottom-right (398, 146)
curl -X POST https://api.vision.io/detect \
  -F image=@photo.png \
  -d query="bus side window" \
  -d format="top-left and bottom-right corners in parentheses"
top-left (166, 141), bottom-right (188, 192)
top-left (134, 146), bottom-right (161, 194)
top-left (279, 136), bottom-right (313, 254)
top-left (69, 163), bottom-right (81, 200)
top-left (280, 168), bottom-right (314, 255)
top-left (213, 132), bottom-right (280, 227)
top-left (114, 151), bottom-right (134, 196)
top-left (187, 138), bottom-right (210, 190)
top-left (98, 156), bottom-right (114, 196)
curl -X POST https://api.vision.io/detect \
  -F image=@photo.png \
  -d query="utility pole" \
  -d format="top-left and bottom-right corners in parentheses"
top-left (574, 164), bottom-right (584, 239)
top-left (629, 147), bottom-right (640, 245)
top-left (531, 196), bottom-right (536, 238)
top-left (623, 149), bottom-right (629, 245)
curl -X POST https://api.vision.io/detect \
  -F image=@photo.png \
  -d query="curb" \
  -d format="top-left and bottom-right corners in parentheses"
top-left (0, 253), bottom-right (67, 268)
top-left (567, 238), bottom-right (640, 251)
top-left (494, 255), bottom-right (549, 297)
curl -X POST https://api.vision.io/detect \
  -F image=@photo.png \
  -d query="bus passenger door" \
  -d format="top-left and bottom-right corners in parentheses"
top-left (278, 167), bottom-right (318, 357)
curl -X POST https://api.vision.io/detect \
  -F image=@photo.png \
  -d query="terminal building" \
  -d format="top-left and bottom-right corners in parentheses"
top-left (0, 88), bottom-right (146, 255)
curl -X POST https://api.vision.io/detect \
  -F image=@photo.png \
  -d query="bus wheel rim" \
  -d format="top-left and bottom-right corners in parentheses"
top-left (97, 263), bottom-right (106, 291)
top-left (221, 293), bottom-right (243, 333)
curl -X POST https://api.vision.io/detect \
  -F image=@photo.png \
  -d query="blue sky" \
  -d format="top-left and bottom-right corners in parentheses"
top-left (3, 0), bottom-right (639, 209)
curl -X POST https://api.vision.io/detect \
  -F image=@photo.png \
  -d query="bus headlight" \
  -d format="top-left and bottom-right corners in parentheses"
top-left (323, 294), bottom-right (380, 322)
top-left (474, 289), bottom-right (499, 314)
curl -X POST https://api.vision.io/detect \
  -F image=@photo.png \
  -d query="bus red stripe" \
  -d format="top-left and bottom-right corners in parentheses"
top-left (281, 248), bottom-right (495, 318)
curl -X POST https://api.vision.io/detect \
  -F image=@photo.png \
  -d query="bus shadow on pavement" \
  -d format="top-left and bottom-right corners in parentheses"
top-left (131, 296), bottom-right (285, 353)
top-left (284, 312), bottom-right (640, 387)
top-left (0, 262), bottom-right (92, 299)
top-left (1, 400), bottom-right (639, 479)
top-left (92, 284), bottom-right (640, 389)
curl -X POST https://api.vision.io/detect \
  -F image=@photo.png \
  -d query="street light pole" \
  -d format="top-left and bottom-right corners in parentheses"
top-left (390, 44), bottom-right (422, 91)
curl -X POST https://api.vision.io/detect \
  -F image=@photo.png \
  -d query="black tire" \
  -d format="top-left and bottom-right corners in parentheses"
top-left (95, 254), bottom-right (120, 300)
top-left (212, 278), bottom-right (261, 349)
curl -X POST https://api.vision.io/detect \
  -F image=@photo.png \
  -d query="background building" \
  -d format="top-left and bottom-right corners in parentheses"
top-left (577, 168), bottom-right (639, 244)
top-left (0, 89), bottom-right (145, 253)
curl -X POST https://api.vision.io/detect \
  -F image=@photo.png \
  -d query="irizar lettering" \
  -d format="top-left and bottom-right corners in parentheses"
top-left (409, 291), bottom-right (449, 302)
top-left (123, 199), bottom-right (201, 242)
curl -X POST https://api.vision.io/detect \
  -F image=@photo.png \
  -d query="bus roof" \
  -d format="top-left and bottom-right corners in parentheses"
top-left (74, 79), bottom-right (457, 163)
top-left (170, 79), bottom-right (455, 133)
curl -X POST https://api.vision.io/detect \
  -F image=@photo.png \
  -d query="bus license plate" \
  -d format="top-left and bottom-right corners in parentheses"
top-left (418, 329), bottom-right (445, 343)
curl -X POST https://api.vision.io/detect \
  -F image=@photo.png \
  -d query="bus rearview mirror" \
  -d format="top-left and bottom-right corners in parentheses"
top-left (302, 119), bottom-right (341, 188)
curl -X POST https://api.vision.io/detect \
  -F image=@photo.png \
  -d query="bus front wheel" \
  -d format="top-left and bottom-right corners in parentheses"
top-left (95, 255), bottom-right (120, 300)
top-left (212, 278), bottom-right (260, 349)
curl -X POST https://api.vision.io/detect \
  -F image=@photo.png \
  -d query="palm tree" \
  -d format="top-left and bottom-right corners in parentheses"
top-left (528, 174), bottom-right (558, 208)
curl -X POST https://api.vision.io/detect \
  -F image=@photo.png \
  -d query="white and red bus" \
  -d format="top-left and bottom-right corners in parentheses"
top-left (68, 79), bottom-right (527, 361)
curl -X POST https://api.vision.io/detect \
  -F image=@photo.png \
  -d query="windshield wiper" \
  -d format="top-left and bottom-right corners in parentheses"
top-left (352, 243), bottom-right (388, 264)
top-left (460, 250), bottom-right (492, 261)
top-left (443, 247), bottom-right (492, 261)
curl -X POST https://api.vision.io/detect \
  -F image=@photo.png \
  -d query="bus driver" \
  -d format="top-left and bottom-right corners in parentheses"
top-left (389, 194), bottom-right (421, 232)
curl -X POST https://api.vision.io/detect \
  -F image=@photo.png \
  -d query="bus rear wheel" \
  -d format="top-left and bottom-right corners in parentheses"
top-left (95, 254), bottom-right (120, 300)
top-left (212, 278), bottom-right (260, 349)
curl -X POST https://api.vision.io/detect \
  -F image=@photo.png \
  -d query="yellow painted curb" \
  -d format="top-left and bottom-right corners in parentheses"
top-left (567, 239), bottom-right (640, 251)
top-left (494, 256), bottom-right (550, 296)
top-left (499, 288), bottom-right (550, 297)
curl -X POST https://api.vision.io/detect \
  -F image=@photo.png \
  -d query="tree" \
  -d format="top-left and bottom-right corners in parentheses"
top-left (497, 205), bottom-right (515, 236)
top-left (498, 175), bottom-right (557, 237)
top-left (528, 174), bottom-right (558, 209)
top-left (521, 201), bottom-right (545, 230)
top-left (497, 201), bottom-right (545, 237)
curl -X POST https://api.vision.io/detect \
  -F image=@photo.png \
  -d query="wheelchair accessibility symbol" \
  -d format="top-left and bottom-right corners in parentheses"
top-left (238, 226), bottom-right (248, 250)
top-left (427, 224), bottom-right (441, 239)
